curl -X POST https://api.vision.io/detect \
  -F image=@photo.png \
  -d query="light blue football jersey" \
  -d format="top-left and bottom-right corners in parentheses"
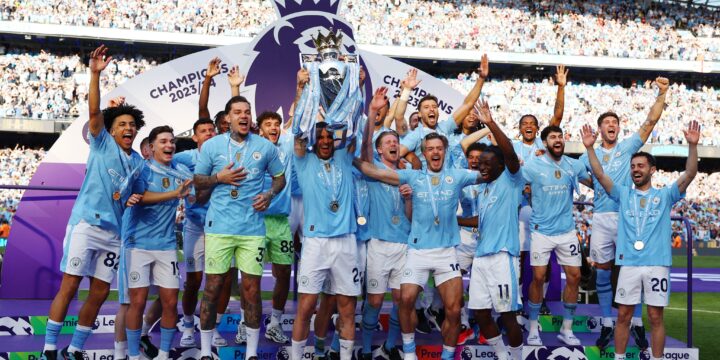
top-left (397, 168), bottom-right (478, 249)
top-left (69, 128), bottom-right (144, 234)
top-left (295, 147), bottom-right (356, 238)
top-left (263, 135), bottom-right (294, 216)
top-left (579, 133), bottom-right (643, 213)
top-left (123, 160), bottom-right (189, 251)
top-left (611, 182), bottom-right (684, 266)
top-left (195, 133), bottom-right (284, 236)
top-left (365, 161), bottom-right (411, 243)
top-left (522, 154), bottom-right (590, 236)
top-left (475, 169), bottom-right (524, 257)
top-left (512, 138), bottom-right (545, 164)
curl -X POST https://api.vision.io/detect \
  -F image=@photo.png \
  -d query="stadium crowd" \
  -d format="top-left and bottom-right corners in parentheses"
top-left (0, 48), bottom-right (155, 120)
top-left (445, 73), bottom-right (720, 146)
top-left (1, 0), bottom-right (718, 61)
top-left (1, 49), bottom-right (719, 146)
top-left (0, 146), bottom-right (44, 227)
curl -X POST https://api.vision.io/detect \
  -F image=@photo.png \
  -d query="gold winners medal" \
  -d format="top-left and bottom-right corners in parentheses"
top-left (112, 191), bottom-right (121, 201)
top-left (230, 189), bottom-right (239, 199)
top-left (357, 216), bottom-right (367, 225)
top-left (391, 215), bottom-right (400, 225)
top-left (603, 154), bottom-right (610, 163)
top-left (554, 169), bottom-right (562, 179)
top-left (330, 201), bottom-right (339, 212)
top-left (434, 216), bottom-right (440, 225)
top-left (324, 163), bottom-right (331, 172)
top-left (640, 197), bottom-right (647, 208)
top-left (634, 240), bottom-right (645, 251)
top-left (431, 176), bottom-right (440, 186)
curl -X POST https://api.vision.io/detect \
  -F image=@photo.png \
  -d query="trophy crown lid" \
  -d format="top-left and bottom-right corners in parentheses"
top-left (312, 28), bottom-right (343, 52)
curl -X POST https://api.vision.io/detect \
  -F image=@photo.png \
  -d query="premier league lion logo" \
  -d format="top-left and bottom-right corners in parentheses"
top-left (246, 0), bottom-right (371, 131)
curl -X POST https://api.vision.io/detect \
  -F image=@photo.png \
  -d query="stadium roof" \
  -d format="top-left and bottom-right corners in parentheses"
top-left (675, 0), bottom-right (720, 9)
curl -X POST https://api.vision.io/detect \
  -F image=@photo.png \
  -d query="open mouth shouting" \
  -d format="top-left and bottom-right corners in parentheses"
top-left (121, 131), bottom-right (134, 147)
top-left (267, 129), bottom-right (279, 144)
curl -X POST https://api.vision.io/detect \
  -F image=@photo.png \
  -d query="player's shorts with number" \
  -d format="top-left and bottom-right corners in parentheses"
top-left (60, 220), bottom-right (120, 283)
top-left (589, 212), bottom-right (618, 264)
top-left (124, 248), bottom-right (180, 289)
top-left (297, 234), bottom-right (361, 296)
top-left (366, 238), bottom-right (407, 294)
top-left (264, 215), bottom-right (293, 265)
top-left (530, 230), bottom-right (581, 267)
top-left (468, 252), bottom-right (522, 313)
top-left (321, 239), bottom-right (366, 295)
top-left (205, 233), bottom-right (265, 276)
top-left (616, 266), bottom-right (670, 307)
top-left (402, 247), bottom-right (461, 287)
top-left (183, 220), bottom-right (205, 272)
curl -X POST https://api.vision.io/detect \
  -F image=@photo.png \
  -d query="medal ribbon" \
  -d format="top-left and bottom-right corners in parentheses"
top-left (390, 183), bottom-right (401, 216)
top-left (353, 178), bottom-right (365, 220)
top-left (147, 160), bottom-right (193, 181)
top-left (227, 134), bottom-right (251, 195)
top-left (424, 172), bottom-right (440, 224)
top-left (320, 159), bottom-right (339, 208)
top-left (632, 189), bottom-right (653, 247)
top-left (115, 148), bottom-right (142, 199)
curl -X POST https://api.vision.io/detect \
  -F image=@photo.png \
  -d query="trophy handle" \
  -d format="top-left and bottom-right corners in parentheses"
top-left (339, 54), bottom-right (359, 64)
top-left (299, 54), bottom-right (319, 67)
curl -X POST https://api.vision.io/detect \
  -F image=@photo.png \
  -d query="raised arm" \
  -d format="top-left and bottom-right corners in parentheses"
top-left (228, 65), bottom-right (245, 97)
top-left (294, 135), bottom-right (308, 158)
top-left (383, 97), bottom-right (399, 130)
top-left (393, 68), bottom-right (421, 136)
top-left (548, 65), bottom-right (568, 127)
top-left (637, 77), bottom-right (669, 143)
top-left (353, 158), bottom-right (400, 186)
top-left (460, 105), bottom-right (490, 153)
top-left (677, 120), bottom-right (700, 193)
top-left (199, 57), bottom-right (222, 119)
top-left (451, 54), bottom-right (488, 126)
top-left (88, 45), bottom-right (113, 137)
top-left (363, 87), bottom-right (389, 161)
top-left (286, 68), bottom-right (310, 131)
top-left (476, 99), bottom-right (520, 174)
top-left (581, 124), bottom-right (613, 194)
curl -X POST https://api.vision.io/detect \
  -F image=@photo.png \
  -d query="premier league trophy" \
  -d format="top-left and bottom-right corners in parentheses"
top-left (293, 28), bottom-right (364, 146)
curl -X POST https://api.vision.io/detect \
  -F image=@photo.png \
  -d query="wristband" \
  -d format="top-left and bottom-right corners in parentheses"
top-left (400, 88), bottom-right (411, 101)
